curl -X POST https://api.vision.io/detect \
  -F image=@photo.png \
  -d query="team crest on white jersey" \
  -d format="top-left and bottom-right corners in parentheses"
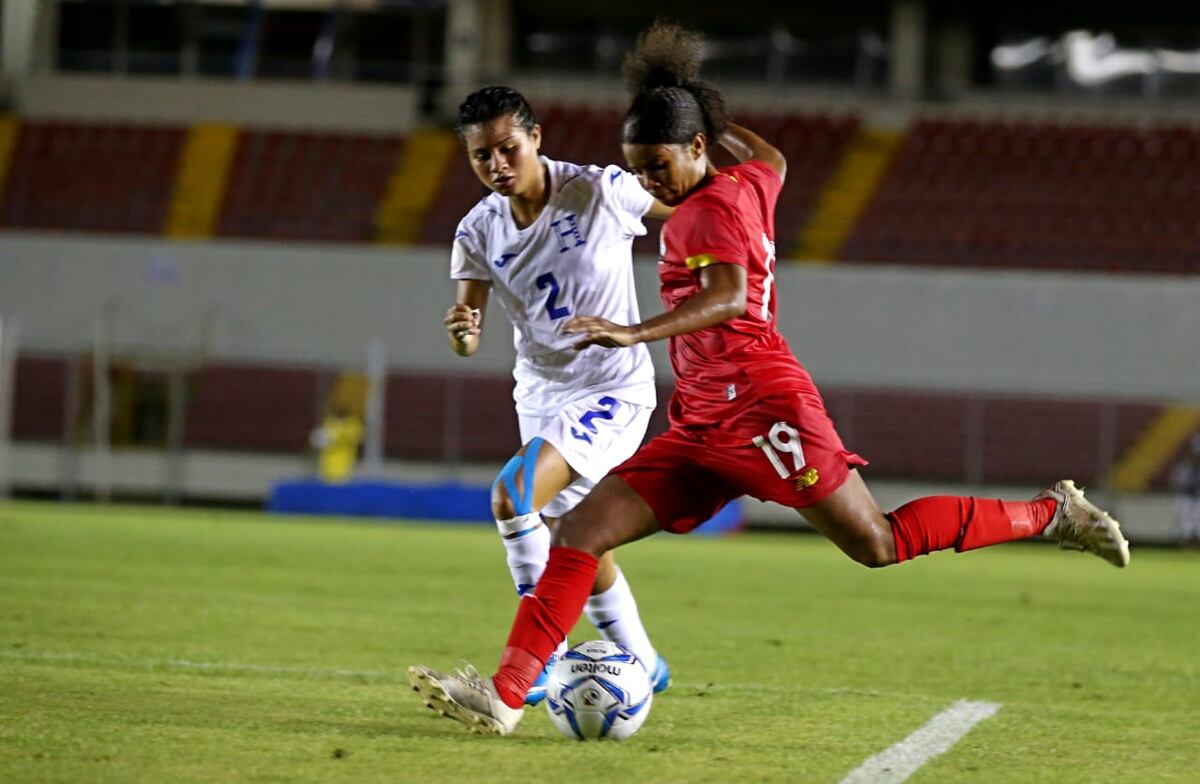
top-left (449, 157), bottom-right (658, 417)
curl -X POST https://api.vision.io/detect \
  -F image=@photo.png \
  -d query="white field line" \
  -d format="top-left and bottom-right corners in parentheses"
top-left (0, 649), bottom-right (408, 682)
top-left (2, 649), bottom-right (964, 703)
top-left (839, 699), bottom-right (1002, 784)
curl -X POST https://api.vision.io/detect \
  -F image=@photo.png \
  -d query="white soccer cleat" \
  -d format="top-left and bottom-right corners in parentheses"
top-left (407, 663), bottom-right (524, 736)
top-left (1037, 480), bottom-right (1130, 568)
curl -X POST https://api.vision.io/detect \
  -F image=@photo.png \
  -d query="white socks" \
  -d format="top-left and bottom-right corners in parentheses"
top-left (497, 513), bottom-right (568, 669)
top-left (496, 513), bottom-right (549, 596)
top-left (497, 515), bottom-right (656, 672)
top-left (584, 567), bottom-right (657, 671)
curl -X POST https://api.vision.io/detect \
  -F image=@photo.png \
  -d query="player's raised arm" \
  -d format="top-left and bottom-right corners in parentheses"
top-left (719, 122), bottom-right (786, 182)
top-left (445, 279), bottom-right (489, 357)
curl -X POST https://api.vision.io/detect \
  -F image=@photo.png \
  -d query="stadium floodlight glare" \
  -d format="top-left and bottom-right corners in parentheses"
top-left (991, 37), bottom-right (1053, 70)
top-left (1064, 31), bottom-right (1156, 85)
top-left (992, 30), bottom-right (1200, 84)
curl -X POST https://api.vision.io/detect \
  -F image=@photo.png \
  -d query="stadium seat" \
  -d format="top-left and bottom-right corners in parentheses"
top-left (0, 120), bottom-right (185, 234)
top-left (6, 353), bottom-right (1169, 488)
top-left (183, 363), bottom-right (321, 452)
top-left (215, 129), bottom-right (403, 242)
top-left (842, 117), bottom-right (1200, 274)
top-left (10, 355), bottom-right (69, 442)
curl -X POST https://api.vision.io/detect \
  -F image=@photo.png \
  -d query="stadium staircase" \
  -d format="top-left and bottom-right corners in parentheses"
top-left (0, 116), bottom-right (18, 201)
top-left (1109, 406), bottom-right (1200, 492)
top-left (375, 128), bottom-right (457, 245)
top-left (165, 124), bottom-right (240, 239)
top-left (794, 127), bottom-right (902, 261)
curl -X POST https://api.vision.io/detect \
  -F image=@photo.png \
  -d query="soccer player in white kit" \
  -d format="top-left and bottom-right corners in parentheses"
top-left (440, 86), bottom-right (671, 704)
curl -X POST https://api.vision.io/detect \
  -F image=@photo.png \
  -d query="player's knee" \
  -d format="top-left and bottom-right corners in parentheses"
top-left (490, 481), bottom-right (519, 520)
top-left (850, 535), bottom-right (896, 568)
top-left (490, 451), bottom-right (534, 521)
top-left (551, 513), bottom-right (608, 559)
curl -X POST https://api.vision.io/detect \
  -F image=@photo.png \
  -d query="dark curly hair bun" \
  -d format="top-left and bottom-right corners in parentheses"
top-left (621, 22), bottom-right (728, 146)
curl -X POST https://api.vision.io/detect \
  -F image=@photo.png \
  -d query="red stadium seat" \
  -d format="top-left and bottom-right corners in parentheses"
top-left (215, 128), bottom-right (404, 242)
top-left (841, 116), bottom-right (1200, 273)
top-left (1, 120), bottom-right (185, 234)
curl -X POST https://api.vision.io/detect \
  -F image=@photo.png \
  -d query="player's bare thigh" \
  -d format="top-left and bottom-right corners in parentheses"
top-left (552, 475), bottom-right (661, 559)
top-left (794, 469), bottom-right (898, 567)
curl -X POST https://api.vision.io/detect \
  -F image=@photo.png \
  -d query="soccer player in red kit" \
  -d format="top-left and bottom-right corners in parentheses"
top-left (408, 22), bottom-right (1130, 736)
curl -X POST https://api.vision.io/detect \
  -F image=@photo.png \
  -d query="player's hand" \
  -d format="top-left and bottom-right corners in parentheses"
top-left (564, 316), bottom-right (640, 350)
top-left (445, 304), bottom-right (481, 342)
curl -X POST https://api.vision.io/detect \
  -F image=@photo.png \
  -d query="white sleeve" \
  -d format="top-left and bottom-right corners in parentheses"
top-left (449, 220), bottom-right (491, 280)
top-left (601, 165), bottom-right (654, 238)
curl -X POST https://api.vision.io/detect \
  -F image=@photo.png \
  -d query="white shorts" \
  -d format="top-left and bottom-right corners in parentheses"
top-left (518, 393), bottom-right (653, 518)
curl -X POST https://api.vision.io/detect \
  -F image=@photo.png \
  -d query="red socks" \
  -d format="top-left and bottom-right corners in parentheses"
top-left (489, 500), bottom-right (1057, 705)
top-left (492, 546), bottom-right (599, 709)
top-left (888, 496), bottom-right (1057, 563)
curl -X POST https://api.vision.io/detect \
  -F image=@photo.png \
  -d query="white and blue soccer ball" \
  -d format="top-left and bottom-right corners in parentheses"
top-left (544, 640), bottom-right (653, 741)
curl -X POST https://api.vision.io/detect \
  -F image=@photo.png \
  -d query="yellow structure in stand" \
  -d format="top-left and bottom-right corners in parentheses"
top-left (793, 128), bottom-right (902, 261)
top-left (311, 373), bottom-right (368, 484)
top-left (312, 410), bottom-right (364, 484)
top-left (165, 124), bottom-right (240, 238)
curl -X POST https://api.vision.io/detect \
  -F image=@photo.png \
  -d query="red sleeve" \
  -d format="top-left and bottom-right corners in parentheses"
top-left (731, 160), bottom-right (784, 215)
top-left (674, 191), bottom-right (750, 269)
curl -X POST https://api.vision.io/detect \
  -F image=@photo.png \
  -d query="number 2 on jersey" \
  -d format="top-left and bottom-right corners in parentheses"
top-left (536, 272), bottom-right (571, 320)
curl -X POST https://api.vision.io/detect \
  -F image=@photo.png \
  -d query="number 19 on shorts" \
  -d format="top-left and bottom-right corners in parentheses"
top-left (752, 422), bottom-right (805, 479)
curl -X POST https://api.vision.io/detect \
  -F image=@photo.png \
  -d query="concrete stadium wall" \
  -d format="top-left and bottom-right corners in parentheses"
top-left (0, 231), bottom-right (1197, 401)
top-left (16, 74), bottom-right (420, 132)
top-left (3, 231), bottom-right (1195, 543)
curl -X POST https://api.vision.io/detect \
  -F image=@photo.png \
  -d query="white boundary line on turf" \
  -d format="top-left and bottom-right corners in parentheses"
top-left (839, 699), bottom-right (1002, 784)
top-left (0, 649), bottom-right (409, 682)
top-left (0, 650), bottom-right (922, 697)
top-left (2, 650), bottom-right (979, 705)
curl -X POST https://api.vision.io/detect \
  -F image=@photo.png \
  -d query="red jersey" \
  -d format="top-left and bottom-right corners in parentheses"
top-left (658, 159), bottom-right (818, 429)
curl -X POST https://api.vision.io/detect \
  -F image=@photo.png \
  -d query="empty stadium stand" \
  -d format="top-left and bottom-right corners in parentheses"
top-left (422, 104), bottom-right (859, 258)
top-left (3, 114), bottom-right (1198, 273)
top-left (216, 130), bottom-right (403, 242)
top-left (417, 136), bottom-right (489, 247)
top-left (840, 117), bottom-right (1200, 274)
top-left (9, 355), bottom-right (68, 442)
top-left (1, 120), bottom-right (185, 233)
top-left (183, 363), bottom-right (321, 452)
top-left (9, 352), bottom-right (1181, 489)
top-left (735, 110), bottom-right (860, 258)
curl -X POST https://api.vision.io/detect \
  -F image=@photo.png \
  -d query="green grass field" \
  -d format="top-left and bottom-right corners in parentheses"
top-left (2, 500), bottom-right (1198, 783)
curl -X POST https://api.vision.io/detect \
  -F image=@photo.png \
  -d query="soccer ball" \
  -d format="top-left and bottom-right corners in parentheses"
top-left (544, 640), bottom-right (653, 740)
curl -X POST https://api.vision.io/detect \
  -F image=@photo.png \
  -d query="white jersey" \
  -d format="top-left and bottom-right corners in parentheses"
top-left (451, 157), bottom-right (657, 417)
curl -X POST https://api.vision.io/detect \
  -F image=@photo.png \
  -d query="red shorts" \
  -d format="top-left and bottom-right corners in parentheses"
top-left (612, 392), bottom-right (867, 534)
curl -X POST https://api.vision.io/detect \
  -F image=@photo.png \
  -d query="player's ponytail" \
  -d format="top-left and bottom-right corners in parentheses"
top-left (621, 22), bottom-right (729, 146)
